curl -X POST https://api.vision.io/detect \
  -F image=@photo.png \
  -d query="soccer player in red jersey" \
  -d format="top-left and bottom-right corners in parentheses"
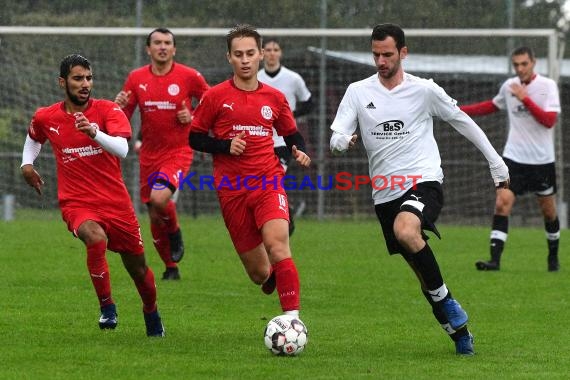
top-left (189, 24), bottom-right (310, 318)
top-left (115, 28), bottom-right (210, 280)
top-left (21, 54), bottom-right (165, 337)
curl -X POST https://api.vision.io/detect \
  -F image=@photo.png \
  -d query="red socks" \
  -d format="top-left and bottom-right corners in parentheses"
top-left (133, 268), bottom-right (158, 314)
top-left (86, 240), bottom-right (113, 307)
top-left (274, 257), bottom-right (300, 312)
top-left (150, 222), bottom-right (176, 268)
top-left (162, 200), bottom-right (180, 234)
top-left (150, 200), bottom-right (179, 267)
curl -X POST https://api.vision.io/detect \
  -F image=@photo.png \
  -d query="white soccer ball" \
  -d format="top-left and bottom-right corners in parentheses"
top-left (264, 314), bottom-right (308, 356)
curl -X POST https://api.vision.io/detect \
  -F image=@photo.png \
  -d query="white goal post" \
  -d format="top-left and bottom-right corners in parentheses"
top-left (0, 27), bottom-right (565, 226)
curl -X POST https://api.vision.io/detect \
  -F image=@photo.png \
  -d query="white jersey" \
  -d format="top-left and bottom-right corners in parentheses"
top-left (493, 74), bottom-right (560, 164)
top-left (330, 73), bottom-right (503, 205)
top-left (258, 66), bottom-right (312, 148)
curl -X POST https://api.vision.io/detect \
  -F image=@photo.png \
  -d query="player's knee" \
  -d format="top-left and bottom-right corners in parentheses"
top-left (394, 225), bottom-right (420, 248)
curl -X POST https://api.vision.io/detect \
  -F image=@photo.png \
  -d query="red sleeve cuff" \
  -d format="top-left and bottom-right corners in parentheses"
top-left (522, 97), bottom-right (557, 128)
top-left (459, 100), bottom-right (498, 116)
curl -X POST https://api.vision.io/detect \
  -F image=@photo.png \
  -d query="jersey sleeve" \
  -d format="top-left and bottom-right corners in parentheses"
top-left (189, 70), bottom-right (210, 100)
top-left (102, 101), bottom-right (132, 139)
top-left (426, 80), bottom-right (462, 121)
top-left (190, 91), bottom-right (215, 134)
top-left (27, 110), bottom-right (47, 144)
top-left (273, 95), bottom-right (297, 136)
top-left (294, 74), bottom-right (312, 102)
top-left (544, 79), bottom-right (561, 113)
top-left (492, 81), bottom-right (509, 110)
top-left (330, 85), bottom-right (359, 135)
top-left (120, 73), bottom-right (138, 120)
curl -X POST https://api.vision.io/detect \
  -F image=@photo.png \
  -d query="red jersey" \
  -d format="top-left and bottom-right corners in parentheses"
top-left (191, 79), bottom-right (297, 194)
top-left (28, 99), bottom-right (133, 209)
top-left (121, 63), bottom-right (209, 163)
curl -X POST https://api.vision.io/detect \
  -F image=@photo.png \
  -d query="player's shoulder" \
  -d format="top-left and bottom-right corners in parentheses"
top-left (534, 73), bottom-right (556, 86)
top-left (33, 102), bottom-right (62, 122)
top-left (173, 62), bottom-right (204, 77)
top-left (129, 64), bottom-right (151, 78)
top-left (280, 66), bottom-right (303, 80)
top-left (347, 74), bottom-right (378, 90)
top-left (89, 99), bottom-right (124, 116)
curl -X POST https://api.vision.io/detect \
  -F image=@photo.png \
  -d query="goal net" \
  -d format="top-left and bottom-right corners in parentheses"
top-left (0, 27), bottom-right (565, 226)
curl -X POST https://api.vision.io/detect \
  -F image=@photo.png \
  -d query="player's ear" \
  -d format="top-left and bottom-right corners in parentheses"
top-left (400, 46), bottom-right (408, 60)
top-left (58, 77), bottom-right (65, 88)
top-left (226, 52), bottom-right (231, 63)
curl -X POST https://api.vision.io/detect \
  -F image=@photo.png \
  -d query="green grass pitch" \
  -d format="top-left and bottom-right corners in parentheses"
top-left (3, 213), bottom-right (569, 379)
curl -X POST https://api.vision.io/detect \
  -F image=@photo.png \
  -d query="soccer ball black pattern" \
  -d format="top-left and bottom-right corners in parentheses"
top-left (264, 314), bottom-right (308, 356)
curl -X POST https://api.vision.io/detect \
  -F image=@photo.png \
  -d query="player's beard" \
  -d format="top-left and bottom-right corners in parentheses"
top-left (377, 60), bottom-right (401, 80)
top-left (66, 84), bottom-right (90, 106)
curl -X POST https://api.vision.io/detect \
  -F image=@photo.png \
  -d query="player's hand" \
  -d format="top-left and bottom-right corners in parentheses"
top-left (509, 83), bottom-right (528, 101)
top-left (348, 134), bottom-right (358, 148)
top-left (230, 131), bottom-right (246, 155)
top-left (114, 90), bottom-right (131, 108)
top-left (176, 100), bottom-right (193, 124)
top-left (292, 146), bottom-right (311, 168)
top-left (74, 112), bottom-right (98, 138)
top-left (21, 164), bottom-right (44, 195)
top-left (489, 159), bottom-right (510, 189)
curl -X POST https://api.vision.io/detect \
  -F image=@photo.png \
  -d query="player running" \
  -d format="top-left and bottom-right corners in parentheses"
top-left (21, 54), bottom-right (164, 336)
top-left (189, 24), bottom-right (310, 318)
top-left (329, 24), bottom-right (510, 355)
top-left (115, 27), bottom-right (210, 280)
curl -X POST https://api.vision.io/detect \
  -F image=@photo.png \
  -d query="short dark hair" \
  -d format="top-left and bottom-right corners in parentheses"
top-left (262, 38), bottom-right (280, 49)
top-left (226, 24), bottom-right (262, 52)
top-left (512, 46), bottom-right (535, 60)
top-left (146, 27), bottom-right (176, 47)
top-left (371, 23), bottom-right (406, 51)
top-left (59, 54), bottom-right (91, 79)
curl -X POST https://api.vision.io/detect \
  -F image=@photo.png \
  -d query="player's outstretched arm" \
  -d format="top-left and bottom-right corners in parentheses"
top-left (447, 112), bottom-right (509, 188)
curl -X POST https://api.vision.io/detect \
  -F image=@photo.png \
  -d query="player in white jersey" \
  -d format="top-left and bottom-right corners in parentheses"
top-left (460, 46), bottom-right (561, 272)
top-left (330, 23), bottom-right (509, 356)
top-left (258, 38), bottom-right (313, 236)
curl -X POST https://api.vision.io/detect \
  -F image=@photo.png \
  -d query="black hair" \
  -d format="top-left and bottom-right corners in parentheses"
top-left (512, 46), bottom-right (535, 60)
top-left (371, 23), bottom-right (406, 51)
top-left (59, 54), bottom-right (91, 79)
top-left (262, 38), bottom-right (280, 49)
top-left (146, 27), bottom-right (176, 47)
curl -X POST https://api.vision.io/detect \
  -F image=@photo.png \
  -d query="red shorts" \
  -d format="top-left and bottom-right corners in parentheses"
top-left (219, 188), bottom-right (290, 254)
top-left (61, 205), bottom-right (144, 255)
top-left (139, 151), bottom-right (192, 204)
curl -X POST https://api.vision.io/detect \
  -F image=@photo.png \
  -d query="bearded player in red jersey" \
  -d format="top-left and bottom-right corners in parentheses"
top-left (21, 54), bottom-right (164, 337)
top-left (115, 28), bottom-right (210, 280)
top-left (190, 25), bottom-right (310, 318)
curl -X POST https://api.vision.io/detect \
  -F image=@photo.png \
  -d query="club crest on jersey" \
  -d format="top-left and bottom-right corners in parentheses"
top-left (168, 84), bottom-right (180, 96)
top-left (261, 105), bottom-right (273, 120)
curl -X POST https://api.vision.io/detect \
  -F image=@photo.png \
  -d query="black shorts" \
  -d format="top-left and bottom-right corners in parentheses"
top-left (374, 181), bottom-right (443, 255)
top-left (274, 146), bottom-right (292, 172)
top-left (504, 157), bottom-right (557, 197)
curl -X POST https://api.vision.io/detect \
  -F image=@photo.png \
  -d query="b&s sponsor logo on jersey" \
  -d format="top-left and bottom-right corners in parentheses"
top-left (371, 119), bottom-right (410, 139)
top-left (261, 105), bottom-right (273, 120)
top-left (168, 84), bottom-right (180, 96)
